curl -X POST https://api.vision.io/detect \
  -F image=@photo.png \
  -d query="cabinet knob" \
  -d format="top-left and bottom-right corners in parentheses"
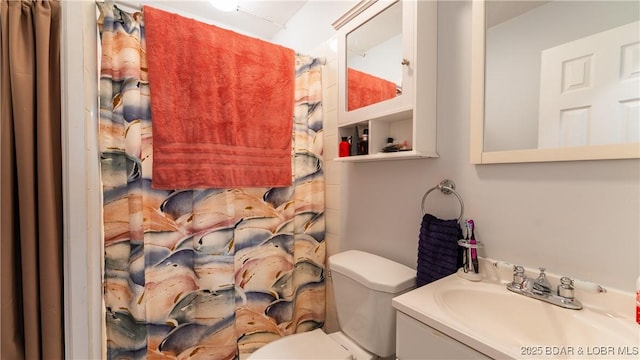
top-left (401, 58), bottom-right (410, 66)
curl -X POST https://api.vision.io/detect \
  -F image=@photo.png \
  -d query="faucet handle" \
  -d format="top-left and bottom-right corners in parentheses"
top-left (514, 265), bottom-right (525, 274)
top-left (557, 276), bottom-right (575, 299)
top-left (511, 265), bottom-right (526, 289)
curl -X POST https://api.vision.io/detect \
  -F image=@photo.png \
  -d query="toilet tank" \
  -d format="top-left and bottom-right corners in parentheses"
top-left (329, 250), bottom-right (416, 358)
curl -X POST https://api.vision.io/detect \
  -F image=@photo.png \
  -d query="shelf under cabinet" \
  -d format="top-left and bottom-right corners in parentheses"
top-left (333, 149), bottom-right (437, 162)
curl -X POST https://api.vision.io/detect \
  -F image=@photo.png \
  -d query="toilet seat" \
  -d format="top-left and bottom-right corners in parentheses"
top-left (247, 329), bottom-right (353, 360)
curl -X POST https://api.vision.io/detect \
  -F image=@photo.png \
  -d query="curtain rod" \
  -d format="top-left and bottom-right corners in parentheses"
top-left (102, 1), bottom-right (327, 65)
top-left (111, 0), bottom-right (141, 12)
top-left (106, 0), bottom-right (286, 30)
top-left (103, 1), bottom-right (233, 30)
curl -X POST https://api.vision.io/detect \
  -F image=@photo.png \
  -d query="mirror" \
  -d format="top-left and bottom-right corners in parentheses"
top-left (346, 0), bottom-right (402, 112)
top-left (471, 0), bottom-right (640, 164)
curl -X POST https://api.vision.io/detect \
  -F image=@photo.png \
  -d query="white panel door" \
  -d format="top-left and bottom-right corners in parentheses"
top-left (538, 21), bottom-right (640, 148)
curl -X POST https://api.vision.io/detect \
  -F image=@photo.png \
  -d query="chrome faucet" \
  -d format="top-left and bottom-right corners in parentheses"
top-left (532, 268), bottom-right (552, 295)
top-left (506, 266), bottom-right (584, 310)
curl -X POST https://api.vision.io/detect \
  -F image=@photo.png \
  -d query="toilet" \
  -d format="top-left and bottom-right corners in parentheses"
top-left (247, 250), bottom-right (416, 359)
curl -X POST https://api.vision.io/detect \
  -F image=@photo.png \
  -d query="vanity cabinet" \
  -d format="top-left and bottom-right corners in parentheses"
top-left (335, 0), bottom-right (437, 162)
top-left (396, 311), bottom-right (490, 360)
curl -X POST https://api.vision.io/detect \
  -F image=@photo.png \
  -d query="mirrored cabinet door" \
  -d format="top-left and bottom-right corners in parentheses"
top-left (335, 0), bottom-right (438, 161)
top-left (344, 0), bottom-right (405, 113)
top-left (470, 0), bottom-right (640, 164)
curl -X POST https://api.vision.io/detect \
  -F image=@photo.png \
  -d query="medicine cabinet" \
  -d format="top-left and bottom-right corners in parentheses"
top-left (335, 0), bottom-right (438, 162)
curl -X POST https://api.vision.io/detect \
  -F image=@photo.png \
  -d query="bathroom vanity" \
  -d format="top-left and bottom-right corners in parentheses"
top-left (395, 311), bottom-right (489, 359)
top-left (392, 258), bottom-right (638, 359)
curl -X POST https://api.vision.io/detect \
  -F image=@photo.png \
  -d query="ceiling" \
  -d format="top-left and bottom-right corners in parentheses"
top-left (126, 1), bottom-right (552, 43)
top-left (140, 0), bottom-right (309, 40)
top-left (486, 1), bottom-right (549, 28)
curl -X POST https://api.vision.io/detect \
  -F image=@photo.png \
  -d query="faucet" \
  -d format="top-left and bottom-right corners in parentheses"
top-left (532, 268), bottom-right (552, 295)
top-left (506, 266), bottom-right (585, 310)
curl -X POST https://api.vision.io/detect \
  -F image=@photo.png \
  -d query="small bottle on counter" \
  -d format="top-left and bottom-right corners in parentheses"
top-left (339, 137), bottom-right (350, 157)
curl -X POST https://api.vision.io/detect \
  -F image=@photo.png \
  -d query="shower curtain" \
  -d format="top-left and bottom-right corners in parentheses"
top-left (98, 3), bottom-right (325, 359)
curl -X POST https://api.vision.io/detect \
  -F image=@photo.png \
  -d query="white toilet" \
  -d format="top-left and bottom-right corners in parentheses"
top-left (247, 250), bottom-right (416, 360)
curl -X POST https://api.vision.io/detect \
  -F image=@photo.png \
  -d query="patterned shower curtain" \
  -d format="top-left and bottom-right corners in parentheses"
top-left (97, 3), bottom-right (325, 359)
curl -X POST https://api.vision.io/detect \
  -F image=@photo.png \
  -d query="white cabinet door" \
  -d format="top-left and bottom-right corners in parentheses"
top-left (395, 312), bottom-right (490, 360)
top-left (335, 0), bottom-right (438, 161)
top-left (538, 21), bottom-right (640, 148)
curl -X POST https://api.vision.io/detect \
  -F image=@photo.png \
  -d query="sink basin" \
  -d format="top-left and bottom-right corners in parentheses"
top-left (392, 259), bottom-right (639, 359)
top-left (436, 285), bottom-right (635, 349)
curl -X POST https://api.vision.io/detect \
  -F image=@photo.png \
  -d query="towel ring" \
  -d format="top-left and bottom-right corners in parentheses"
top-left (421, 179), bottom-right (465, 223)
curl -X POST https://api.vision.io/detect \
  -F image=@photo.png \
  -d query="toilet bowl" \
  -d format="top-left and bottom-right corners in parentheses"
top-left (246, 329), bottom-right (375, 360)
top-left (245, 250), bottom-right (416, 360)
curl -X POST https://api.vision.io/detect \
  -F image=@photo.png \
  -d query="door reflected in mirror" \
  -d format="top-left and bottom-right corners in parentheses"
top-left (484, 0), bottom-right (639, 152)
top-left (346, 0), bottom-right (402, 112)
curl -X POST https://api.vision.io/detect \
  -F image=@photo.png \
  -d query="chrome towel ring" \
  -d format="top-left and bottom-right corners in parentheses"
top-left (421, 179), bottom-right (465, 223)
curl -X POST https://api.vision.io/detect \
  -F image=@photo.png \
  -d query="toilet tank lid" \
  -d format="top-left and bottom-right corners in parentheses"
top-left (329, 250), bottom-right (416, 293)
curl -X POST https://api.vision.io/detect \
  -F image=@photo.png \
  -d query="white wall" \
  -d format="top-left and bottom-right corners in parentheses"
top-left (343, 1), bottom-right (640, 291)
top-left (61, 1), bottom-right (103, 359)
top-left (314, 36), bottom-right (342, 335)
top-left (271, 0), bottom-right (357, 55)
top-left (282, 1), bottom-right (639, 293)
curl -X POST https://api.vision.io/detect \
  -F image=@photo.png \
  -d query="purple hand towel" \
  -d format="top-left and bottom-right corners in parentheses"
top-left (417, 213), bottom-right (463, 287)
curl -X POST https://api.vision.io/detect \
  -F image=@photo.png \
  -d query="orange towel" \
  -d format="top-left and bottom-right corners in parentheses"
top-left (144, 6), bottom-right (295, 189)
top-left (347, 67), bottom-right (397, 111)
